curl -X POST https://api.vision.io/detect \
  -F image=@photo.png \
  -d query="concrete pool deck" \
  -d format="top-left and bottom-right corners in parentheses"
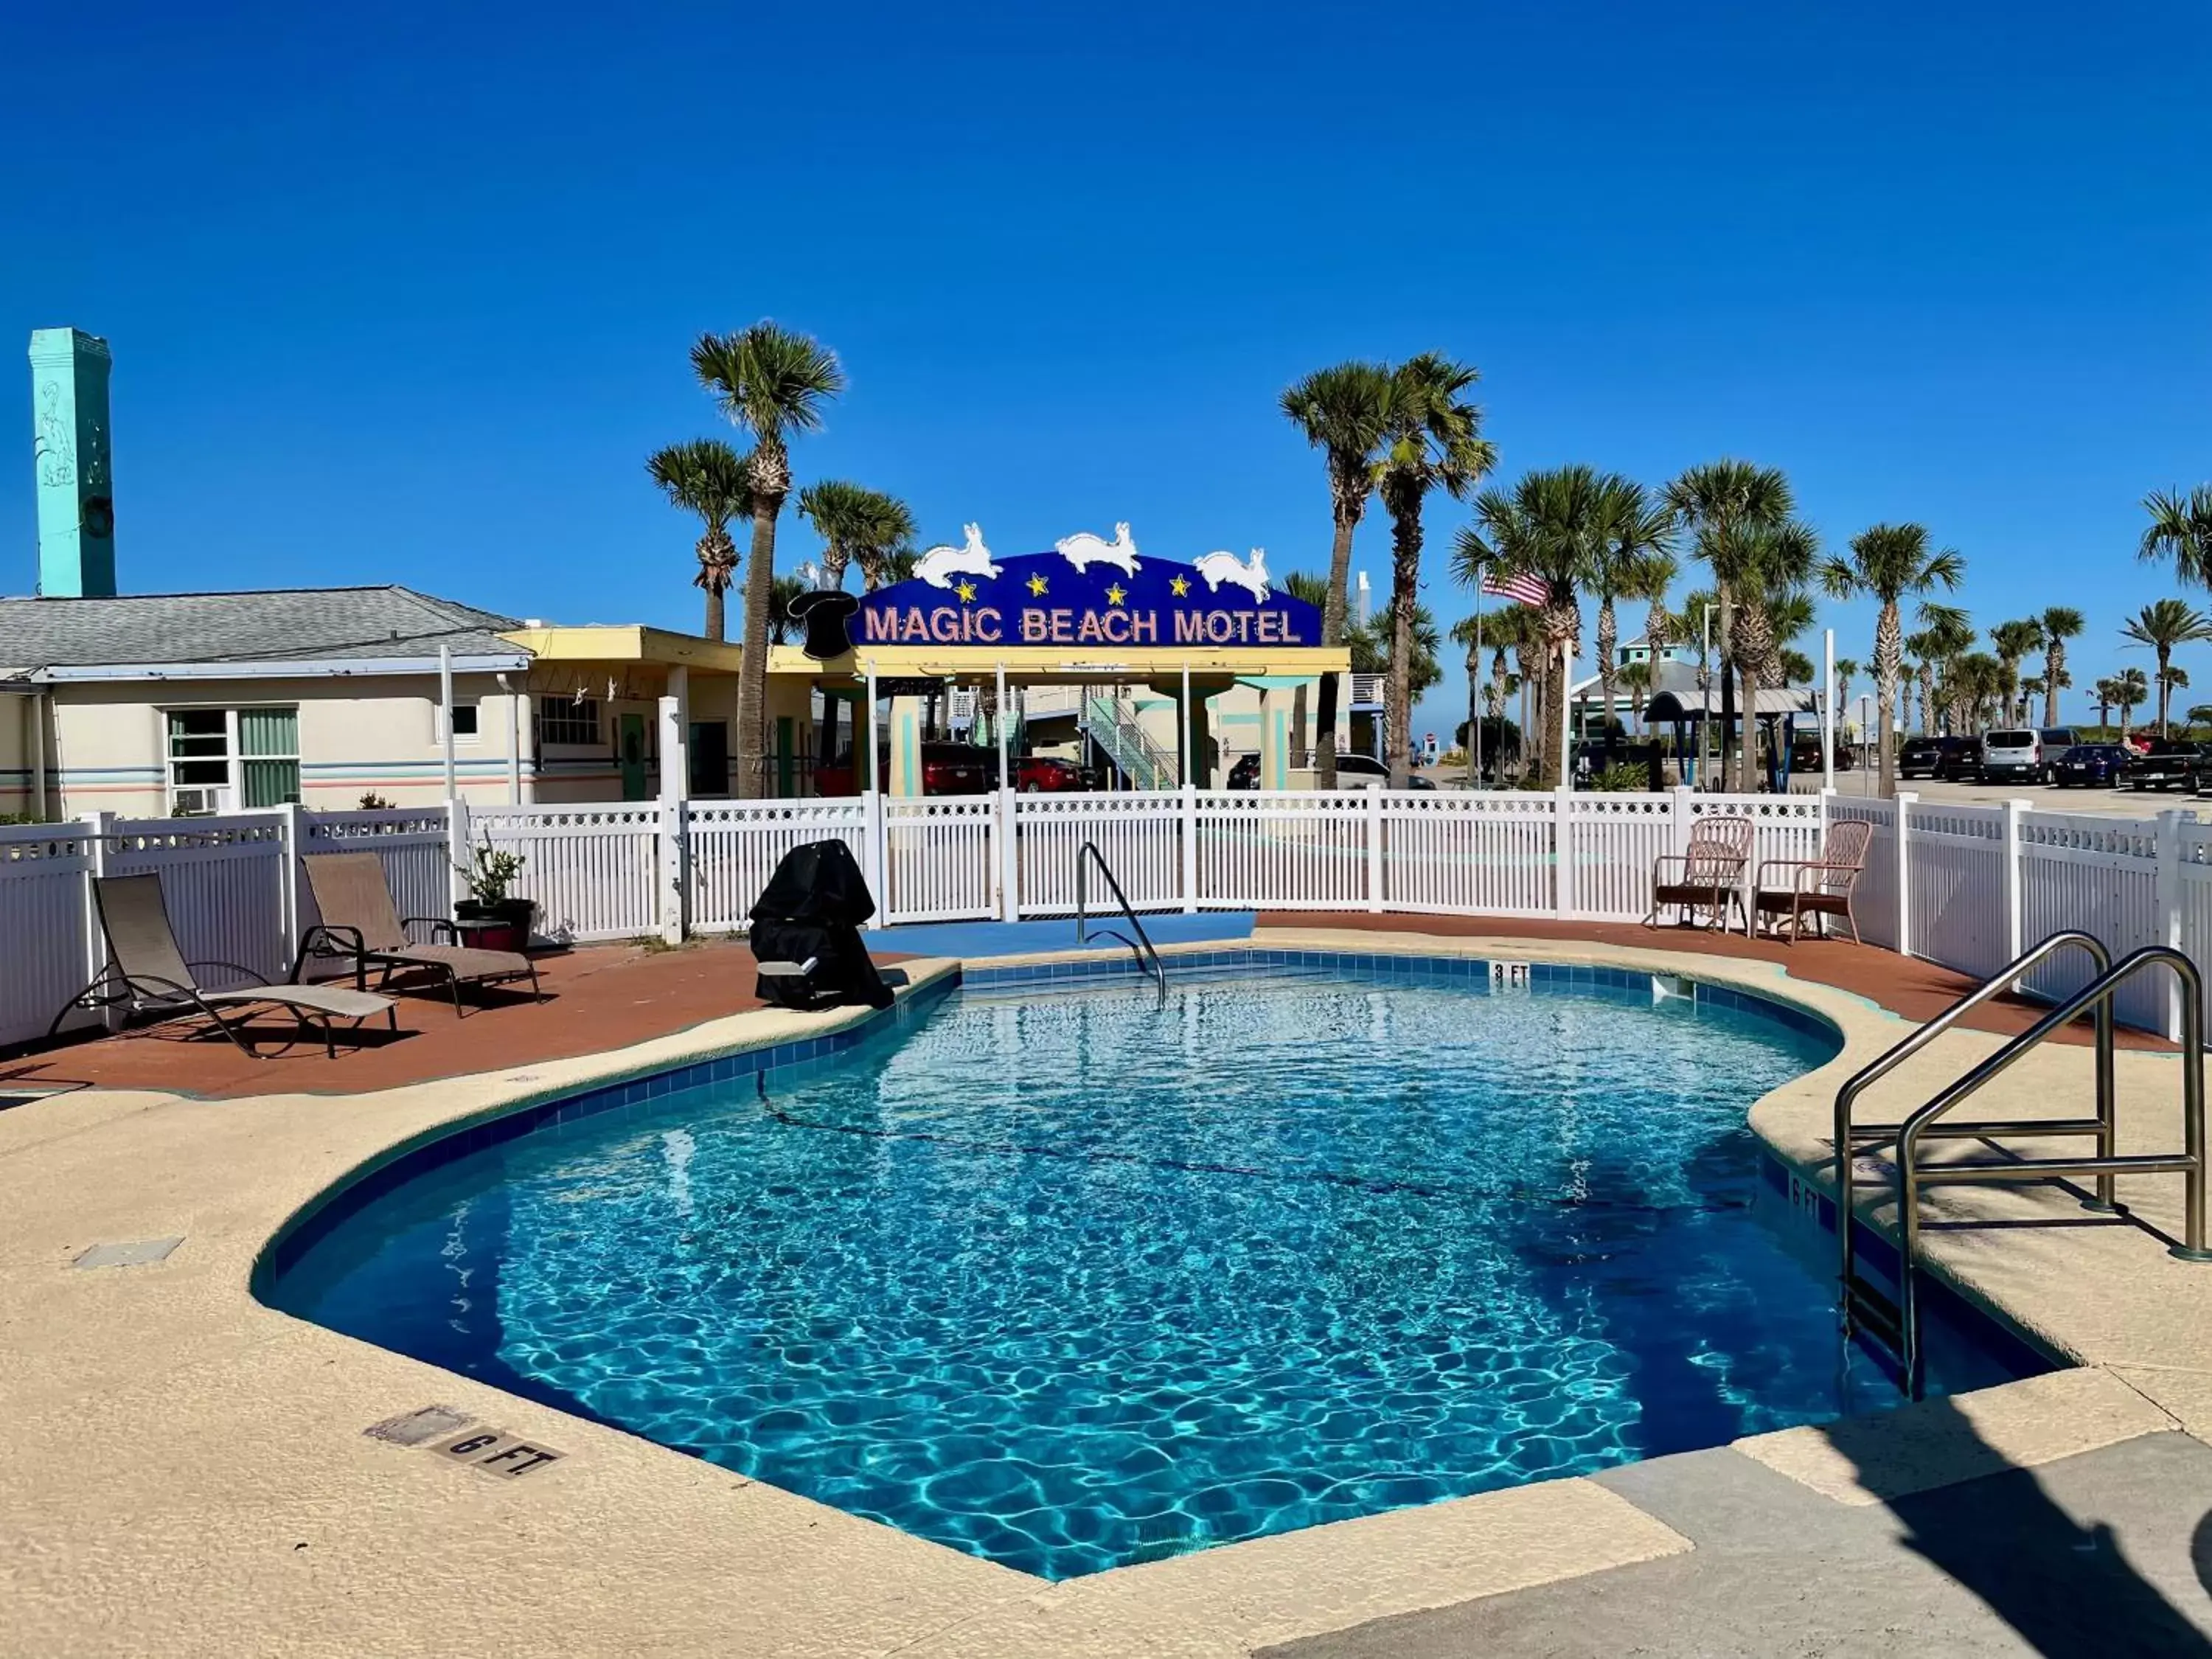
top-left (4, 927), bottom-right (2211, 1654)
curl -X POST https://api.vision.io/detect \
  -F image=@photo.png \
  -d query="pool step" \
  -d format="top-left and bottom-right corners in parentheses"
top-left (1841, 1270), bottom-right (1906, 1362)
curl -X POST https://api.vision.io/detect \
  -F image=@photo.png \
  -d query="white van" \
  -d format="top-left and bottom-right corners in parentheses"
top-left (1979, 728), bottom-right (2042, 784)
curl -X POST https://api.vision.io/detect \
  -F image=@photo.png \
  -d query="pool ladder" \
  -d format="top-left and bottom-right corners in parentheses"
top-left (1074, 842), bottom-right (1169, 1008)
top-left (1835, 930), bottom-right (2212, 1398)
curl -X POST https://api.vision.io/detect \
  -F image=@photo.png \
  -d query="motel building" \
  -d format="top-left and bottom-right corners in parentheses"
top-left (4, 330), bottom-right (1353, 818)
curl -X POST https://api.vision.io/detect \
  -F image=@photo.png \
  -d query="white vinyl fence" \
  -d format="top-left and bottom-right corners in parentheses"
top-left (11, 784), bottom-right (2212, 1050)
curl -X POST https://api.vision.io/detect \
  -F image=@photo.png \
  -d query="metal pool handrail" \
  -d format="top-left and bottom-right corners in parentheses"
top-left (1075, 842), bottom-right (1168, 1008)
top-left (1834, 930), bottom-right (2113, 1299)
top-left (1888, 945), bottom-right (2211, 1396)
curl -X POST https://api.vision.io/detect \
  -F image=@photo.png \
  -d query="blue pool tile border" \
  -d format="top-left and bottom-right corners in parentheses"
top-left (257, 949), bottom-right (1843, 1293)
top-left (253, 973), bottom-right (959, 1290)
top-left (1755, 1150), bottom-right (2060, 1381)
top-left (961, 947), bottom-right (1844, 1051)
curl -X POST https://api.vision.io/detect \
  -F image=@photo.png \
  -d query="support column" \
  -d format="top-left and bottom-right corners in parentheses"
top-left (661, 666), bottom-right (691, 804)
top-left (1896, 791), bottom-right (1916, 957)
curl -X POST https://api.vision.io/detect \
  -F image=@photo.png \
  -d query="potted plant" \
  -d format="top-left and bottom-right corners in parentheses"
top-left (454, 841), bottom-right (534, 953)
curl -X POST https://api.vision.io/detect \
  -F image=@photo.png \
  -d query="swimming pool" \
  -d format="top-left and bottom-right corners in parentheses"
top-left (264, 957), bottom-right (2045, 1579)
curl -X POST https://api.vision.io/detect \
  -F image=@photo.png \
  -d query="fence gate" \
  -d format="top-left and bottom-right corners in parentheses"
top-left (881, 797), bottom-right (999, 924)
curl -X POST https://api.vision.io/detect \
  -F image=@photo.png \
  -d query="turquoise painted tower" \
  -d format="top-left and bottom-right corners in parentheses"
top-left (28, 327), bottom-right (116, 597)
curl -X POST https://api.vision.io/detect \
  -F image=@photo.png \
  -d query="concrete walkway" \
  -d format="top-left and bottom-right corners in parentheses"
top-left (1270, 1431), bottom-right (2212, 1658)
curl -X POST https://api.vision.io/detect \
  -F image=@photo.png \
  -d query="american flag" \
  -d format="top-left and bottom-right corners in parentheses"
top-left (1481, 568), bottom-right (1548, 606)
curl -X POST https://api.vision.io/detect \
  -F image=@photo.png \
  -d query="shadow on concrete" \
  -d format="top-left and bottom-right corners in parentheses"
top-left (1820, 1395), bottom-right (2212, 1657)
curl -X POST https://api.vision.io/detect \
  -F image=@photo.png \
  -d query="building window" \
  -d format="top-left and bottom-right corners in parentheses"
top-left (439, 700), bottom-right (480, 740)
top-left (167, 706), bottom-right (299, 813)
top-left (538, 695), bottom-right (600, 746)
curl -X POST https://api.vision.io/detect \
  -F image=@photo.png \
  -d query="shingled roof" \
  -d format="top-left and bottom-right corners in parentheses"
top-left (0, 586), bottom-right (526, 675)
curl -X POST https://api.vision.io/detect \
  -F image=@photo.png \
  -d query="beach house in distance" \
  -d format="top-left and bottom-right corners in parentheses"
top-left (3, 330), bottom-right (1354, 820)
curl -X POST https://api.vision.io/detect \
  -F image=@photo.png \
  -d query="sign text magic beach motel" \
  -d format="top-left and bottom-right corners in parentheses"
top-left (848, 531), bottom-right (1324, 653)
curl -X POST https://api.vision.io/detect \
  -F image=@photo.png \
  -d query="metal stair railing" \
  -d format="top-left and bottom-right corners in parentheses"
top-left (1081, 693), bottom-right (1178, 792)
top-left (1835, 933), bottom-right (2211, 1397)
top-left (1075, 841), bottom-right (1168, 1008)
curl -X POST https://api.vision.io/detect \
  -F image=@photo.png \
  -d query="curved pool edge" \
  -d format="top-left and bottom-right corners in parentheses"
top-left (9, 929), bottom-right (2201, 1656)
top-left (248, 957), bottom-right (964, 1300)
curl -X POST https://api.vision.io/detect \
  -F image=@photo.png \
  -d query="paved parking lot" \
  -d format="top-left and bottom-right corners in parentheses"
top-left (1797, 773), bottom-right (2206, 818)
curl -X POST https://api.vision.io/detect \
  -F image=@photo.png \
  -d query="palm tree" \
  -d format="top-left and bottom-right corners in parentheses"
top-left (1952, 652), bottom-right (2004, 731)
top-left (645, 439), bottom-right (753, 639)
top-left (1371, 353), bottom-right (1494, 786)
top-left (2037, 606), bottom-right (2083, 727)
top-left (1284, 571), bottom-right (1332, 764)
top-left (1834, 655), bottom-right (1859, 712)
top-left (2115, 667), bottom-right (2149, 738)
top-left (1730, 520), bottom-right (1818, 789)
top-left (2093, 676), bottom-right (2119, 733)
top-left (796, 480), bottom-right (917, 591)
top-left (1818, 524), bottom-right (1964, 796)
top-left (1281, 361), bottom-right (1393, 787)
top-left (2188, 703), bottom-right (2212, 737)
top-left (2120, 597), bottom-right (2212, 735)
top-left (765, 573), bottom-right (812, 644)
top-left (1453, 602), bottom-right (1539, 782)
top-left (1989, 619), bottom-right (2043, 726)
top-left (2163, 664), bottom-right (2192, 722)
top-left (2140, 485), bottom-right (2212, 588)
top-left (1618, 658), bottom-right (1655, 737)
top-left (1907, 607), bottom-right (1974, 736)
top-left (1587, 476), bottom-right (1677, 763)
top-left (1632, 550), bottom-right (1681, 671)
top-left (1461, 466), bottom-right (1601, 787)
top-left (1667, 462), bottom-right (1795, 790)
top-left (690, 321), bottom-right (846, 796)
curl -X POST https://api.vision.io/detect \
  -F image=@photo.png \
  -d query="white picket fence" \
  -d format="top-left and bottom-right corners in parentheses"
top-left (9, 785), bottom-right (2212, 1051)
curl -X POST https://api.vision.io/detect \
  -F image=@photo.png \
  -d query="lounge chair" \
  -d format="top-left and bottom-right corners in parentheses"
top-left (49, 873), bottom-right (397, 1058)
top-left (294, 851), bottom-right (541, 1014)
top-left (1753, 818), bottom-right (1874, 944)
top-left (1644, 815), bottom-right (1755, 933)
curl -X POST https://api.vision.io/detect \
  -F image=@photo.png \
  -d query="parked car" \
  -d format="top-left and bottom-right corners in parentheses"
top-left (1937, 738), bottom-right (1987, 782)
top-left (995, 754), bottom-right (1094, 793)
top-left (1899, 735), bottom-right (1973, 779)
top-left (1787, 735), bottom-right (1856, 772)
top-left (815, 744), bottom-right (993, 796)
top-left (2053, 743), bottom-right (2130, 788)
top-left (2126, 737), bottom-right (2199, 791)
top-left (1977, 728), bottom-right (2045, 785)
top-left (919, 743), bottom-right (991, 795)
top-left (1235, 751), bottom-right (1433, 790)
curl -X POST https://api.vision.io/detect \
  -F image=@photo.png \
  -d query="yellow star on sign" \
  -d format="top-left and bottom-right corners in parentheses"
top-left (954, 579), bottom-right (978, 603)
top-left (1168, 574), bottom-right (1191, 597)
top-left (1105, 582), bottom-right (1127, 606)
top-left (1026, 573), bottom-right (1049, 597)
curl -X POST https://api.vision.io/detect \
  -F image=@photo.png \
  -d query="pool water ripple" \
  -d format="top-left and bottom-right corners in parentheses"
top-left (268, 970), bottom-right (2038, 1579)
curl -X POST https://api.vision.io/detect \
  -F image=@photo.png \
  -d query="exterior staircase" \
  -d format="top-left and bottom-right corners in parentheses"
top-left (1081, 693), bottom-right (1179, 790)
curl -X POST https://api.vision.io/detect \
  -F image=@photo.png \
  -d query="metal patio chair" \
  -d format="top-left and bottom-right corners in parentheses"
top-left (1644, 815), bottom-right (1755, 933)
top-left (1753, 818), bottom-right (1874, 944)
top-left (49, 873), bottom-right (397, 1058)
top-left (294, 852), bottom-right (541, 1015)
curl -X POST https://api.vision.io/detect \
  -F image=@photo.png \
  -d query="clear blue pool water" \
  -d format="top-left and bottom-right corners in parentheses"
top-left (266, 966), bottom-right (2042, 1579)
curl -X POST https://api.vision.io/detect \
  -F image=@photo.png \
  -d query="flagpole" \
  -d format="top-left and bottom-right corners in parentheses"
top-left (1472, 571), bottom-right (1485, 789)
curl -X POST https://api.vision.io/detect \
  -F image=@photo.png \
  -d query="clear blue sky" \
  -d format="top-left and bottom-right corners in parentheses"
top-left (6, 0), bottom-right (2208, 740)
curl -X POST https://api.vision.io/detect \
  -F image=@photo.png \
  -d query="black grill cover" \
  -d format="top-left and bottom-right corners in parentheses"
top-left (748, 840), bottom-right (891, 1009)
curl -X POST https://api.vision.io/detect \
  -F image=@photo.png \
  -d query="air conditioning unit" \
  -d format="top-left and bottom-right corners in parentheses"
top-left (170, 787), bottom-right (222, 817)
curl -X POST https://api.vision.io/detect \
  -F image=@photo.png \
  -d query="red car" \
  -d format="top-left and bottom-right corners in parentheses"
top-left (813, 745), bottom-right (992, 797)
top-left (1002, 754), bottom-right (1091, 793)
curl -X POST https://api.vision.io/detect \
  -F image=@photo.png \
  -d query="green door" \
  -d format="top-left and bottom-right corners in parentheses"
top-left (619, 712), bottom-right (648, 800)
